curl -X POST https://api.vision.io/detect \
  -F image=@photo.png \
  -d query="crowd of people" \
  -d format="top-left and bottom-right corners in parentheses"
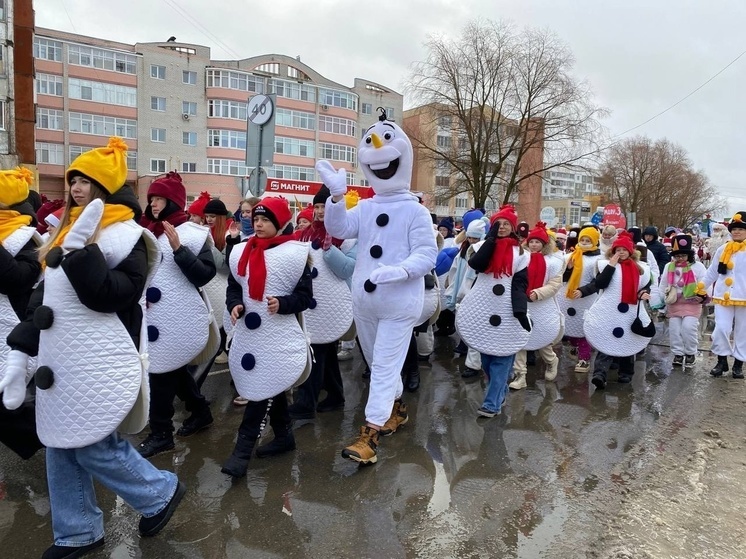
top-left (0, 116), bottom-right (744, 558)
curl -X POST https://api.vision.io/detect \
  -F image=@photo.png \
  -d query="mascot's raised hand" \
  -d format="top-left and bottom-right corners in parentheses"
top-left (315, 160), bottom-right (347, 197)
top-left (63, 198), bottom-right (105, 251)
top-left (0, 350), bottom-right (30, 410)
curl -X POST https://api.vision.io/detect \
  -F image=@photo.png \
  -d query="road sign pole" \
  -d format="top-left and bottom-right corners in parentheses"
top-left (256, 124), bottom-right (264, 196)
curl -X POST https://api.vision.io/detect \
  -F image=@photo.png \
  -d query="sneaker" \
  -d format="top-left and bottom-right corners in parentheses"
top-left (477, 406), bottom-right (498, 418)
top-left (684, 355), bottom-right (696, 368)
top-left (341, 426), bottom-right (379, 464)
top-left (591, 375), bottom-right (606, 390)
top-left (672, 355), bottom-right (684, 367)
top-left (379, 400), bottom-right (409, 436)
top-left (176, 411), bottom-right (213, 437)
top-left (509, 372), bottom-right (527, 390)
top-left (461, 366), bottom-right (481, 379)
top-left (544, 358), bottom-right (559, 382)
top-left (574, 360), bottom-right (590, 373)
top-left (337, 349), bottom-right (354, 362)
top-left (42, 538), bottom-right (105, 559)
top-left (214, 351), bottom-right (229, 364)
top-left (138, 481), bottom-right (186, 537)
top-left (137, 432), bottom-right (174, 458)
top-left (232, 395), bottom-right (249, 406)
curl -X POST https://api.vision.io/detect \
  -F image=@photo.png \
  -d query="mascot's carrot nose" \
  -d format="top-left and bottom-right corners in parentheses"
top-left (370, 133), bottom-right (383, 149)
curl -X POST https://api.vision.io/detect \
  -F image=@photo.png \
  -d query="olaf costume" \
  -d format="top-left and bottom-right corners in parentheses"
top-left (318, 116), bottom-right (437, 429)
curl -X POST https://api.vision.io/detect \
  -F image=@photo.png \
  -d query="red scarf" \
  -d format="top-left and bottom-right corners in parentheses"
top-left (237, 233), bottom-right (296, 301)
top-left (296, 220), bottom-right (343, 249)
top-left (527, 252), bottom-right (547, 295)
top-left (140, 210), bottom-right (189, 238)
top-left (618, 258), bottom-right (640, 305)
top-left (486, 236), bottom-right (519, 278)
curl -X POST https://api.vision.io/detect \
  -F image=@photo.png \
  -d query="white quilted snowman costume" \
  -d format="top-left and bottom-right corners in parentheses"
top-left (558, 229), bottom-right (603, 338)
top-left (317, 114), bottom-right (438, 429)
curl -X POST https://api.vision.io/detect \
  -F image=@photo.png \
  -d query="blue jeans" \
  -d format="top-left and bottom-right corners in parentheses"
top-left (480, 354), bottom-right (516, 413)
top-left (46, 432), bottom-right (178, 546)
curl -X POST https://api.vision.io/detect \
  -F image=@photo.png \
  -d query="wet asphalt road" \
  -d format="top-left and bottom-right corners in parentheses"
top-left (0, 319), bottom-right (726, 558)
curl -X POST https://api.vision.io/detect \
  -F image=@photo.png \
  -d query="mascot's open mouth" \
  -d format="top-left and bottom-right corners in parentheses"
top-left (367, 158), bottom-right (400, 180)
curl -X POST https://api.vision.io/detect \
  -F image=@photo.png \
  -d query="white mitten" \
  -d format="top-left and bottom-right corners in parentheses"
top-left (369, 265), bottom-right (409, 285)
top-left (0, 350), bottom-right (30, 410)
top-left (315, 160), bottom-right (348, 197)
top-left (62, 199), bottom-right (105, 251)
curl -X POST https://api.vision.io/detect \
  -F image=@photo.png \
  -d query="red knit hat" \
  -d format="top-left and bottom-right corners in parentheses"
top-left (188, 191), bottom-right (211, 217)
top-left (612, 231), bottom-right (635, 254)
top-left (253, 197), bottom-right (292, 231)
top-left (296, 205), bottom-right (313, 225)
top-left (147, 171), bottom-right (186, 210)
top-left (527, 221), bottom-right (550, 245)
top-left (490, 204), bottom-right (518, 231)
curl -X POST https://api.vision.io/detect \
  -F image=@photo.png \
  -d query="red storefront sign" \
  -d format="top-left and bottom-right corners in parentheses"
top-left (602, 204), bottom-right (627, 229)
top-left (264, 178), bottom-right (373, 199)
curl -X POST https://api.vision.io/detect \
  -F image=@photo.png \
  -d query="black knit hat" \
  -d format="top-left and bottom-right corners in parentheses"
top-left (671, 234), bottom-right (694, 256)
top-left (728, 211), bottom-right (746, 232)
top-left (204, 198), bottom-right (229, 216)
top-left (312, 185), bottom-right (331, 206)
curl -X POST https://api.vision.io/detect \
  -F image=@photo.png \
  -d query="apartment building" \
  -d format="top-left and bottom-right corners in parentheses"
top-left (542, 165), bottom-right (602, 200)
top-left (32, 28), bottom-right (401, 209)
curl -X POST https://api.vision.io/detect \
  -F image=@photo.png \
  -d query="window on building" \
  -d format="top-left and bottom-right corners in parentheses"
top-left (206, 69), bottom-right (264, 93)
top-left (182, 162), bottom-right (197, 173)
top-left (275, 108), bottom-right (315, 130)
top-left (361, 103), bottom-right (372, 115)
top-left (126, 152), bottom-right (137, 171)
top-left (182, 132), bottom-right (197, 146)
top-left (68, 44), bottom-right (137, 74)
top-left (69, 145), bottom-right (92, 163)
top-left (150, 65), bottom-right (166, 79)
top-left (36, 142), bottom-right (64, 165)
top-left (182, 101), bottom-right (197, 116)
top-left (287, 66), bottom-right (299, 79)
top-left (0, 46), bottom-right (5, 75)
top-left (385, 107), bottom-right (394, 120)
top-left (37, 108), bottom-right (64, 130)
top-left (36, 73), bottom-right (63, 96)
top-left (255, 63), bottom-right (279, 75)
top-left (455, 195), bottom-right (468, 209)
top-left (0, 1), bottom-right (5, 20)
top-left (208, 129), bottom-right (246, 149)
top-left (267, 79), bottom-right (316, 102)
top-left (435, 176), bottom-right (450, 188)
top-left (318, 115), bottom-right (356, 137)
top-left (208, 99), bottom-right (248, 120)
top-left (274, 136), bottom-right (314, 157)
top-left (68, 78), bottom-right (137, 106)
top-left (438, 115), bottom-right (451, 129)
top-left (151, 96), bottom-right (166, 111)
top-left (318, 142), bottom-right (356, 165)
top-left (318, 88), bottom-right (358, 111)
top-left (0, 101), bottom-right (5, 130)
top-left (150, 159), bottom-right (166, 173)
top-left (33, 38), bottom-right (63, 62)
top-left (267, 164), bottom-right (315, 181)
top-left (182, 70), bottom-right (197, 85)
top-left (69, 112), bottom-right (137, 138)
top-left (360, 178), bottom-right (369, 186)
top-left (207, 158), bottom-right (250, 176)
top-left (151, 128), bottom-right (166, 143)
top-left (436, 135), bottom-right (452, 149)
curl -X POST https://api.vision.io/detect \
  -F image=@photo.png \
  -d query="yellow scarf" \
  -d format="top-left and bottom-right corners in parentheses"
top-left (54, 204), bottom-right (134, 248)
top-left (565, 245), bottom-right (598, 297)
top-left (0, 210), bottom-right (33, 243)
top-left (718, 239), bottom-right (746, 270)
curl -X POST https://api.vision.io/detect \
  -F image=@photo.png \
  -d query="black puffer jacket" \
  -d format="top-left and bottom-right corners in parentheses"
top-left (643, 226), bottom-right (670, 274)
top-left (0, 199), bottom-right (41, 319)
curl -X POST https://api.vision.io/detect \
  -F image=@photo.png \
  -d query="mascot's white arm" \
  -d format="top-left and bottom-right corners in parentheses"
top-left (317, 160), bottom-right (360, 240)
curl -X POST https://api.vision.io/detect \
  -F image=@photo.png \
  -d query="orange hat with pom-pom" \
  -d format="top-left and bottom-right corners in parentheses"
top-left (188, 191), bottom-right (211, 217)
top-left (0, 167), bottom-right (34, 207)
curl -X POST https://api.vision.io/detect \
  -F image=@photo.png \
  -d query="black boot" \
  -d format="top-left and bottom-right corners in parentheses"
top-left (732, 359), bottom-right (744, 379)
top-left (709, 356), bottom-right (729, 377)
top-left (405, 368), bottom-right (420, 392)
top-left (255, 427), bottom-right (296, 458)
top-left (221, 433), bottom-right (256, 478)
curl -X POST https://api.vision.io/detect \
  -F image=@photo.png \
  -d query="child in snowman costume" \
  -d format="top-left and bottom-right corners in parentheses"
top-left (456, 205), bottom-right (531, 417)
top-left (137, 172), bottom-right (216, 458)
top-left (221, 197), bottom-right (313, 477)
top-left (509, 222), bottom-right (565, 390)
top-left (0, 167), bottom-right (43, 459)
top-left (2, 138), bottom-right (185, 559)
top-left (703, 211), bottom-right (746, 378)
top-left (316, 109), bottom-right (437, 465)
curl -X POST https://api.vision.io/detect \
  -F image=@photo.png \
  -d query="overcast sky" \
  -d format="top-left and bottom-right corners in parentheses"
top-left (36, 0), bottom-right (746, 219)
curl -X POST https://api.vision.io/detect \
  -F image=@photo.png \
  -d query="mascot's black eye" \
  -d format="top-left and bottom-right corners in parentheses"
top-left (383, 131), bottom-right (393, 140)
top-left (365, 136), bottom-right (372, 144)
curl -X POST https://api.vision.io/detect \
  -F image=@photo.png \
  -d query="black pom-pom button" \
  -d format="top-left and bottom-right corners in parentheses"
top-left (376, 214), bottom-right (389, 227)
top-left (310, 267), bottom-right (319, 279)
top-left (492, 285), bottom-right (505, 296)
top-left (241, 353), bottom-right (256, 371)
top-left (364, 279), bottom-right (377, 293)
top-left (45, 247), bottom-right (64, 269)
top-left (612, 327), bottom-right (624, 338)
top-left (617, 303), bottom-right (629, 313)
top-left (489, 315), bottom-right (502, 327)
top-left (146, 287), bottom-right (162, 304)
top-left (308, 298), bottom-right (318, 309)
top-left (244, 312), bottom-right (261, 330)
top-left (147, 325), bottom-right (159, 342)
top-left (567, 307), bottom-right (577, 316)
top-left (35, 366), bottom-right (54, 390)
top-left (311, 240), bottom-right (322, 251)
top-left (33, 305), bottom-right (54, 330)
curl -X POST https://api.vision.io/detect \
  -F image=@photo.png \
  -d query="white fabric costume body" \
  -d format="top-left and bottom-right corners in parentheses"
top-left (228, 240), bottom-right (310, 400)
top-left (703, 242), bottom-right (746, 361)
top-left (583, 260), bottom-right (653, 357)
top-left (0, 226), bottom-right (40, 377)
top-left (524, 253), bottom-right (565, 351)
top-left (558, 252), bottom-right (601, 337)
top-left (320, 118), bottom-right (437, 427)
top-left (203, 241), bottom-right (229, 331)
top-left (36, 220), bottom-right (159, 448)
top-left (145, 222), bottom-right (210, 374)
top-left (305, 246), bottom-right (353, 344)
top-left (456, 246), bottom-right (530, 356)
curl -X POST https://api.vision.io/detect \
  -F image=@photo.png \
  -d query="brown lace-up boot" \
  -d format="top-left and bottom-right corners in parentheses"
top-left (341, 426), bottom-right (379, 464)
top-left (379, 399), bottom-right (409, 436)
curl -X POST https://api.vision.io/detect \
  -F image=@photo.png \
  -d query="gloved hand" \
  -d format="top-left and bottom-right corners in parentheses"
top-left (62, 199), bottom-right (105, 251)
top-left (369, 265), bottom-right (409, 285)
top-left (514, 312), bottom-right (532, 332)
top-left (485, 220), bottom-right (500, 240)
top-left (322, 233), bottom-right (333, 251)
top-left (315, 160), bottom-right (348, 197)
top-left (0, 350), bottom-right (30, 410)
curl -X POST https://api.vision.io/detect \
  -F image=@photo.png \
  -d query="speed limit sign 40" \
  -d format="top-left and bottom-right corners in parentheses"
top-left (248, 94), bottom-right (274, 125)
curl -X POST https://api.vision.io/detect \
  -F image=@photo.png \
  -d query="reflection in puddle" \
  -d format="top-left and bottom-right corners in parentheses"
top-left (426, 459), bottom-right (451, 518)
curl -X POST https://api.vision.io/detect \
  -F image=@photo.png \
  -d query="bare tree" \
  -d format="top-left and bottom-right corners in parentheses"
top-left (599, 136), bottom-right (726, 228)
top-left (404, 19), bottom-right (606, 208)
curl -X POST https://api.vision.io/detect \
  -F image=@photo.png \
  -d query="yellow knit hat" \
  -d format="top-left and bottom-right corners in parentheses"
top-left (0, 167), bottom-right (34, 207)
top-left (66, 137), bottom-right (128, 194)
top-left (578, 226), bottom-right (600, 248)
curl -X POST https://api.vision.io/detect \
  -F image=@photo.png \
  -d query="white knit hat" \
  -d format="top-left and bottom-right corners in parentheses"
top-left (466, 218), bottom-right (486, 239)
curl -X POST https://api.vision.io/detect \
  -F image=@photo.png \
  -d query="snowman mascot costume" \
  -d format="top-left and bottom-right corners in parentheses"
top-left (317, 109), bottom-right (437, 465)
